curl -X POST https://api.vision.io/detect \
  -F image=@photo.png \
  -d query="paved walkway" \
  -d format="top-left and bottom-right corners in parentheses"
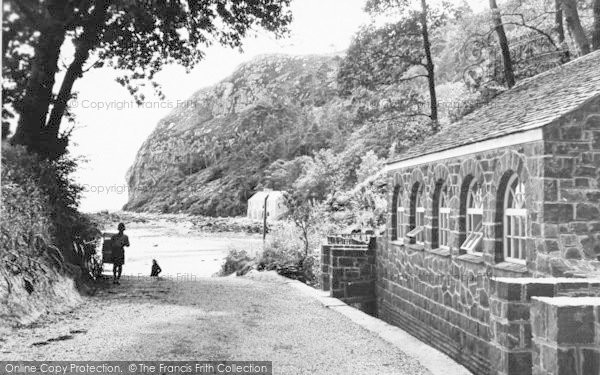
top-left (0, 272), bottom-right (467, 375)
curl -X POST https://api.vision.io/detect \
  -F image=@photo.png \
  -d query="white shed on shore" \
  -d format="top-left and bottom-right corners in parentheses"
top-left (247, 190), bottom-right (287, 221)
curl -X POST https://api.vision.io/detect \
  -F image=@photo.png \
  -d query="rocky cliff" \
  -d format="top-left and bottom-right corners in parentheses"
top-left (125, 54), bottom-right (352, 216)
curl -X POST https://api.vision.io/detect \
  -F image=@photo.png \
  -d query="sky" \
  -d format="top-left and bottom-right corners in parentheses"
top-left (66, 0), bottom-right (487, 212)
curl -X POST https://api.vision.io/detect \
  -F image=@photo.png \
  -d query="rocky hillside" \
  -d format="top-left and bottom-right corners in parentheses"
top-left (125, 54), bottom-right (355, 216)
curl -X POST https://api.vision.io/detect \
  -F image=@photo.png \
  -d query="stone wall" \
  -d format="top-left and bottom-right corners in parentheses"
top-left (489, 278), bottom-right (600, 375)
top-left (377, 240), bottom-right (492, 374)
top-left (537, 97), bottom-right (600, 274)
top-left (531, 296), bottom-right (600, 375)
top-left (379, 140), bottom-right (545, 374)
top-left (321, 236), bottom-right (376, 313)
top-left (377, 98), bottom-right (600, 374)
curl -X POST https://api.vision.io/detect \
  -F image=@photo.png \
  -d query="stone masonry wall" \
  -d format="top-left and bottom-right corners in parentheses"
top-left (374, 98), bottom-right (600, 374)
top-left (377, 100), bottom-right (600, 374)
top-left (537, 97), bottom-right (600, 275)
top-left (531, 296), bottom-right (600, 375)
top-left (379, 140), bottom-right (545, 374)
top-left (321, 236), bottom-right (376, 313)
top-left (489, 278), bottom-right (600, 375)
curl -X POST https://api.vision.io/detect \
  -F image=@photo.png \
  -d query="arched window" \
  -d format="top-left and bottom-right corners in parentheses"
top-left (396, 192), bottom-right (405, 241)
top-left (439, 188), bottom-right (450, 249)
top-left (461, 180), bottom-right (483, 253)
top-left (407, 184), bottom-right (425, 245)
top-left (504, 174), bottom-right (527, 263)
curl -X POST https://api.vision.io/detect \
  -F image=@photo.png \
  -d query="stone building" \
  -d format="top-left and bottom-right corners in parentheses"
top-left (322, 51), bottom-right (600, 375)
top-left (382, 50), bottom-right (600, 374)
top-left (247, 190), bottom-right (287, 221)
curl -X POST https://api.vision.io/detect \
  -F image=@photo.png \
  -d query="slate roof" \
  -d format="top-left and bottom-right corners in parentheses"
top-left (391, 50), bottom-right (600, 163)
top-left (248, 190), bottom-right (285, 203)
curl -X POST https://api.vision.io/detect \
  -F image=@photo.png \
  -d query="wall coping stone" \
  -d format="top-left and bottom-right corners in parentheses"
top-left (493, 277), bottom-right (600, 284)
top-left (426, 248), bottom-right (452, 257)
top-left (493, 262), bottom-right (528, 274)
top-left (532, 296), bottom-right (600, 306)
top-left (407, 243), bottom-right (425, 251)
top-left (456, 253), bottom-right (485, 264)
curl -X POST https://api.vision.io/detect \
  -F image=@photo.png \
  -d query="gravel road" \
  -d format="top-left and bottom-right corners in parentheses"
top-left (0, 272), bottom-right (432, 375)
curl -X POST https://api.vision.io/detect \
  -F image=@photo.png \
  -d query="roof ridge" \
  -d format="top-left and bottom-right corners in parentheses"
top-left (390, 50), bottom-right (600, 163)
top-left (513, 50), bottom-right (600, 89)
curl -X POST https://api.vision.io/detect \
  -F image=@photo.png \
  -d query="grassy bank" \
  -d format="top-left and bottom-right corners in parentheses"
top-left (0, 143), bottom-right (99, 327)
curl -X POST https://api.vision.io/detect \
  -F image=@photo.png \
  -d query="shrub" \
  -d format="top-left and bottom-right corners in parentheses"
top-left (218, 248), bottom-right (255, 276)
top-left (1, 143), bottom-right (99, 265)
top-left (257, 217), bottom-right (335, 286)
top-left (258, 221), bottom-right (304, 270)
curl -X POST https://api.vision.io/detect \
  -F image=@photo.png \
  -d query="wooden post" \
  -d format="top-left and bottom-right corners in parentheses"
top-left (263, 194), bottom-right (269, 241)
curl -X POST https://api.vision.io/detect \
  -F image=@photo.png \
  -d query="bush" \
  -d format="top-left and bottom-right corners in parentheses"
top-left (218, 248), bottom-right (255, 276)
top-left (257, 218), bottom-right (332, 286)
top-left (1, 143), bottom-right (100, 265)
top-left (1, 160), bottom-right (53, 259)
top-left (258, 221), bottom-right (304, 269)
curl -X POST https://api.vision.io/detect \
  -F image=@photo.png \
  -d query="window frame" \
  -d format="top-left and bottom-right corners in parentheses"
top-left (407, 189), bottom-right (426, 245)
top-left (396, 202), bottom-right (405, 243)
top-left (438, 189), bottom-right (451, 249)
top-left (503, 174), bottom-right (527, 264)
top-left (461, 179), bottom-right (484, 254)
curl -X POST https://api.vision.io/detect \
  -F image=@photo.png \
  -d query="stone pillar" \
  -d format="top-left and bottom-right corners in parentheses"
top-left (321, 244), bottom-right (331, 291)
top-left (329, 244), bottom-right (375, 301)
top-left (489, 279), bottom-right (543, 375)
top-left (321, 236), bottom-right (377, 313)
top-left (489, 278), bottom-right (600, 375)
top-left (531, 297), bottom-right (600, 375)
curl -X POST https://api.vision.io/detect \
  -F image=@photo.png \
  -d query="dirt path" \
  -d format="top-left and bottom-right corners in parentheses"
top-left (0, 272), bottom-right (431, 375)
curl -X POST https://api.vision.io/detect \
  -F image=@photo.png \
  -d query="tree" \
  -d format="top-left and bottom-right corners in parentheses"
top-left (555, 0), bottom-right (566, 44)
top-left (4, 0), bottom-right (292, 159)
top-left (489, 0), bottom-right (515, 88)
top-left (284, 192), bottom-right (319, 260)
top-left (292, 149), bottom-right (345, 202)
top-left (263, 156), bottom-right (312, 191)
top-left (593, 0), bottom-right (600, 50)
top-left (338, 0), bottom-right (453, 132)
top-left (561, 0), bottom-right (590, 55)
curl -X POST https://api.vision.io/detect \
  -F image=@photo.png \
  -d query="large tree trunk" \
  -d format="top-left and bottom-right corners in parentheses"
top-left (555, 0), bottom-right (565, 44)
top-left (489, 0), bottom-right (515, 88)
top-left (47, 0), bottom-right (110, 142)
top-left (561, 0), bottom-right (590, 55)
top-left (419, 0), bottom-right (438, 130)
top-left (593, 0), bottom-right (600, 50)
top-left (11, 23), bottom-right (65, 151)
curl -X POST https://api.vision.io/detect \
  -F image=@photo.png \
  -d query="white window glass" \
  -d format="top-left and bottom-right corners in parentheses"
top-left (504, 175), bottom-right (527, 263)
top-left (461, 180), bottom-right (483, 253)
top-left (396, 198), bottom-right (405, 241)
top-left (439, 189), bottom-right (450, 248)
top-left (407, 190), bottom-right (425, 244)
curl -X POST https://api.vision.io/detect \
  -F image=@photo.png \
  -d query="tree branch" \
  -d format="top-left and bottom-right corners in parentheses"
top-left (11, 0), bottom-right (40, 24)
top-left (46, 0), bottom-right (111, 141)
top-left (378, 112), bottom-right (432, 122)
top-left (397, 74), bottom-right (429, 82)
top-left (497, 19), bottom-right (558, 49)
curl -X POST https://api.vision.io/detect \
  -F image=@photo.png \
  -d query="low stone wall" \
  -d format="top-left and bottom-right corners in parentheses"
top-left (531, 296), bottom-right (600, 375)
top-left (489, 278), bottom-right (600, 375)
top-left (376, 238), bottom-right (496, 374)
top-left (322, 236), bottom-right (600, 374)
top-left (321, 236), bottom-right (377, 313)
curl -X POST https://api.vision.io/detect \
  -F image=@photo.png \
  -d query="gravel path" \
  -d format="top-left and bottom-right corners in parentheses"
top-left (0, 273), bottom-right (431, 375)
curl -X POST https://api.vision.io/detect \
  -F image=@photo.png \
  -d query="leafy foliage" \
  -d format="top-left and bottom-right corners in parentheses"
top-left (218, 248), bottom-right (255, 276)
top-left (4, 0), bottom-right (293, 158)
top-left (1, 144), bottom-right (100, 251)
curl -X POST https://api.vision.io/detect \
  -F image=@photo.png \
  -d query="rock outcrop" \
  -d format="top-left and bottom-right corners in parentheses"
top-left (125, 53), bottom-right (349, 216)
